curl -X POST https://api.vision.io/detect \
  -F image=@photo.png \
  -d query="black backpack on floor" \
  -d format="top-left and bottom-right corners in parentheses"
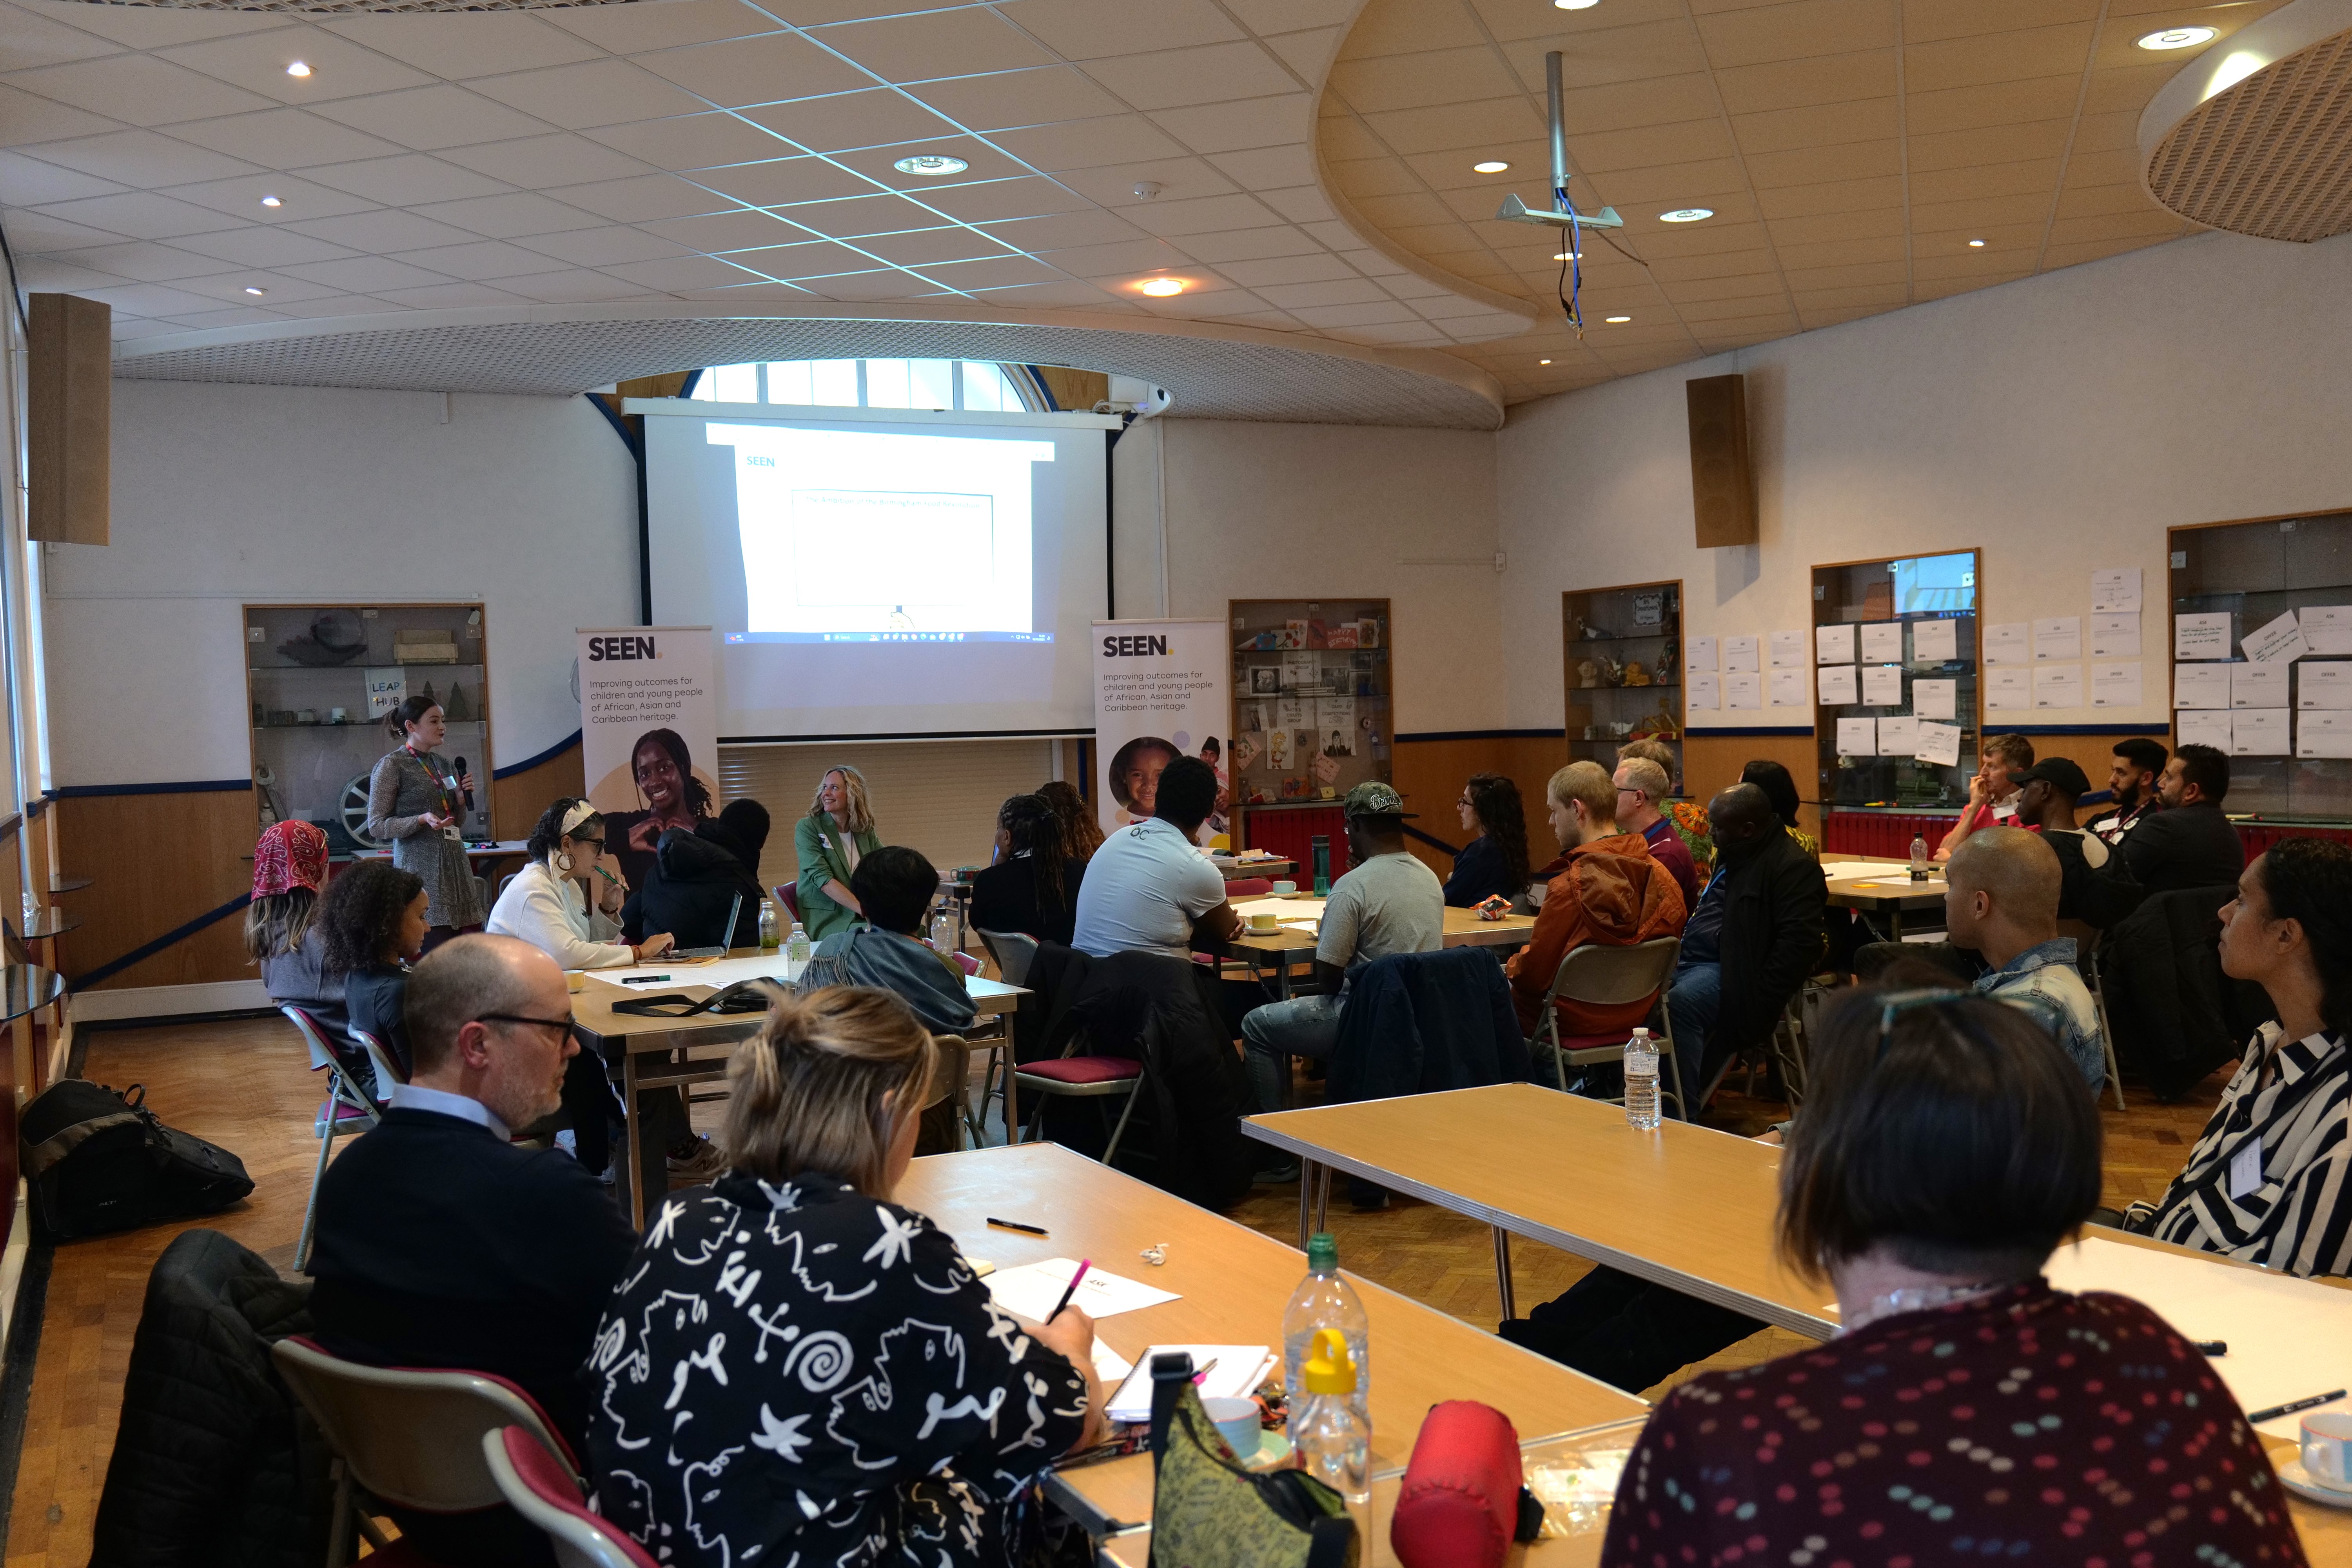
top-left (20, 1078), bottom-right (254, 1241)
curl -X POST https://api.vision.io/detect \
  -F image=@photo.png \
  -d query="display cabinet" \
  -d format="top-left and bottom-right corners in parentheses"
top-left (1813, 550), bottom-right (1981, 812)
top-left (1227, 598), bottom-right (1392, 873)
top-left (1564, 580), bottom-right (1683, 783)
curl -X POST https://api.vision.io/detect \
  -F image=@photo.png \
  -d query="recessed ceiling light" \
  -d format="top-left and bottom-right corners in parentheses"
top-left (1659, 207), bottom-right (1713, 223)
top-left (1604, 315), bottom-right (1631, 323)
top-left (1967, 238), bottom-right (1985, 247)
top-left (1552, 249), bottom-right (1581, 261)
top-left (1473, 160), bottom-right (1510, 173)
top-left (1138, 277), bottom-right (1185, 297)
top-left (1538, 358), bottom-right (1552, 365)
top-left (260, 195), bottom-right (282, 208)
top-left (1553, 0), bottom-right (1599, 9)
top-left (2137, 25), bottom-right (2216, 50)
top-left (244, 286), bottom-right (267, 296)
top-left (893, 154), bottom-right (967, 176)
top-left (285, 60), bottom-right (311, 77)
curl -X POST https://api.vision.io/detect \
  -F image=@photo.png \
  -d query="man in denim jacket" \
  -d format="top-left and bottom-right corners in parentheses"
top-left (1946, 828), bottom-right (2108, 1093)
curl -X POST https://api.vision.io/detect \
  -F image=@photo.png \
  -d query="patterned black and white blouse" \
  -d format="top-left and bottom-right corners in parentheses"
top-left (586, 1169), bottom-right (1091, 1567)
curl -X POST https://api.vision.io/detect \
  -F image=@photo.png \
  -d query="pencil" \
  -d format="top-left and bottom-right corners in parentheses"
top-left (1046, 1259), bottom-right (1091, 1322)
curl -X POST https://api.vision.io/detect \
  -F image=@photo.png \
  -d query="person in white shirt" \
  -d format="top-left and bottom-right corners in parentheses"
top-left (1069, 757), bottom-right (1241, 961)
top-left (486, 799), bottom-right (675, 970)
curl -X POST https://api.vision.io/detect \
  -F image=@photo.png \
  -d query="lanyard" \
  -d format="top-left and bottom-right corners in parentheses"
top-left (404, 745), bottom-right (459, 820)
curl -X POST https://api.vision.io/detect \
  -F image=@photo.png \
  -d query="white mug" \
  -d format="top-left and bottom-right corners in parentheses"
top-left (2301, 1412), bottom-right (2352, 1490)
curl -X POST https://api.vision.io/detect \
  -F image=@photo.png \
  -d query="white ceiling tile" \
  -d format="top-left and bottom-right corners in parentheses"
top-left (989, 115), bottom-right (1185, 173)
top-left (409, 190), bottom-right (606, 239)
top-left (894, 173), bottom-right (1089, 223)
top-left (810, 10), bottom-right (1052, 82)
top-left (686, 155), bottom-right (877, 207)
top-left (24, 5), bottom-right (278, 48)
top-left (156, 28), bottom-right (437, 105)
top-left (370, 279), bottom-right (536, 309)
top-left (26, 188), bottom-right (243, 238)
top-left (545, 0), bottom-right (784, 54)
top-left (956, 278), bottom-right (1126, 307)
top-left (633, 33), bottom-right (868, 109)
top-left (975, 207), bottom-right (1145, 250)
top-left (0, 147), bottom-right (120, 205)
top-left (1213, 251), bottom-right (1360, 287)
top-left (1296, 218), bottom-right (1359, 248)
top-left (495, 267), bottom-right (646, 303)
top-left (1055, 156), bottom-right (1234, 207)
top-left (278, 253), bottom-right (453, 290)
top-left (595, 252), bottom-right (770, 290)
top-left (297, 153), bottom-right (509, 205)
top-left (1258, 184), bottom-right (1335, 223)
top-left (0, 7), bottom-right (122, 73)
top-left (763, 189), bottom-right (944, 238)
top-left (739, 88), bottom-right (959, 153)
top-left (633, 206), bottom-right (806, 253)
top-left (541, 173), bottom-right (735, 223)
top-left (310, 85), bottom-right (553, 152)
top-left (909, 66), bottom-right (1125, 131)
top-left (1287, 300), bottom-right (1421, 327)
top-left (1259, 26), bottom-right (1345, 82)
top-left (154, 304), bottom-right (285, 329)
top-left (165, 107), bottom-right (403, 168)
top-left (74, 277), bottom-right (240, 315)
top-left (390, 238), bottom-right (566, 280)
top-left (0, 208), bottom-right (127, 249)
top-left (284, 208), bottom-right (480, 251)
top-left (317, 15), bottom-right (603, 82)
top-left (45, 238), bottom-right (226, 281)
top-left (439, 134), bottom-right (653, 189)
top-left (168, 225), bottom-right (358, 267)
top-left (468, 59), bottom-right (708, 131)
top-left (1083, 42), bottom-right (1301, 111)
top-left (993, 0), bottom-right (1245, 61)
top-left (0, 78), bottom-right (131, 145)
top-left (1033, 236), bottom-right (1190, 273)
top-left (9, 254), bottom-right (125, 289)
top-left (792, 268), bottom-right (938, 300)
top-left (1171, 224), bottom-right (1322, 261)
top-left (1203, 144), bottom-right (1317, 189)
top-left (269, 292), bottom-right (401, 318)
top-left (585, 113), bottom-right (796, 173)
top-left (1149, 93), bottom-right (1314, 155)
top-left (908, 252), bottom-right (1062, 290)
top-left (722, 236), bottom-right (893, 278)
top-left (1120, 191), bottom-right (1284, 236)
top-left (849, 224), bottom-right (1014, 265)
top-left (672, 278), bottom-right (815, 301)
top-left (511, 223), bottom-right (693, 265)
top-left (162, 172), bottom-right (378, 221)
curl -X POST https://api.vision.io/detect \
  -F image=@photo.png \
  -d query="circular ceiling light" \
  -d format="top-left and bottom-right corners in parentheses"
top-left (1538, 358), bottom-right (1552, 365)
top-left (2137, 25), bottom-right (2216, 50)
top-left (1659, 207), bottom-right (1713, 223)
top-left (1138, 278), bottom-right (1186, 297)
top-left (260, 194), bottom-right (282, 208)
top-left (1553, 249), bottom-right (1581, 261)
top-left (1604, 314), bottom-right (1631, 323)
top-left (893, 154), bottom-right (968, 176)
top-left (1554, 0), bottom-right (1599, 9)
top-left (244, 285), bottom-right (267, 296)
top-left (285, 60), bottom-right (311, 76)
top-left (1967, 238), bottom-right (1985, 247)
top-left (1473, 160), bottom-right (1509, 173)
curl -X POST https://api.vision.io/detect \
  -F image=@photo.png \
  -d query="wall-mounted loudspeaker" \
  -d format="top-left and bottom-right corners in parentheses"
top-left (29, 292), bottom-right (111, 547)
top-left (1686, 373), bottom-right (1755, 548)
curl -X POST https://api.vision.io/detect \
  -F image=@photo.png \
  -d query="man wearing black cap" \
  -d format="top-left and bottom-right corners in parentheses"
top-left (2007, 757), bottom-right (2133, 929)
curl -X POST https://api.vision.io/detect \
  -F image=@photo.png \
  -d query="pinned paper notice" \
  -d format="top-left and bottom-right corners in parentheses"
top-left (1687, 636), bottom-right (1719, 673)
top-left (1987, 668), bottom-right (2031, 711)
top-left (2299, 607), bottom-right (2352, 657)
top-left (1815, 624), bottom-right (1855, 665)
top-left (1687, 671), bottom-right (1721, 710)
top-left (1726, 671), bottom-right (1761, 709)
top-left (2089, 612), bottom-right (2140, 659)
top-left (1914, 721), bottom-right (1963, 768)
top-left (1769, 668), bottom-right (1809, 707)
top-left (2232, 708), bottom-right (2290, 756)
top-left (2091, 662), bottom-right (2143, 709)
top-left (2234, 663), bottom-right (2290, 708)
top-left (1912, 679), bottom-right (1957, 721)
top-left (1877, 715), bottom-right (1920, 754)
top-left (1986, 623), bottom-right (2029, 665)
top-left (2174, 664), bottom-right (2234, 710)
top-left (1769, 630), bottom-right (1808, 668)
top-left (1913, 619), bottom-right (1959, 662)
top-left (1861, 665), bottom-right (1904, 706)
top-left (2243, 609), bottom-right (2309, 665)
top-left (2176, 612), bottom-right (2232, 660)
top-left (2034, 664), bottom-right (2083, 709)
top-left (2299, 663), bottom-right (2352, 710)
top-left (1724, 636), bottom-right (1760, 673)
top-left (1860, 622), bottom-right (1904, 664)
top-left (1836, 718), bottom-right (1878, 756)
top-left (2034, 617), bottom-right (2083, 661)
top-left (1817, 664), bottom-right (1859, 705)
top-left (2177, 709), bottom-right (2234, 750)
top-left (2299, 710), bottom-right (2352, 759)
top-left (2092, 567), bottom-right (2143, 614)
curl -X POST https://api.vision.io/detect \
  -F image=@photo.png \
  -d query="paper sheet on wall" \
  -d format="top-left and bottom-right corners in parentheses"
top-left (2033, 664), bottom-right (2083, 710)
top-left (2033, 616), bottom-right (2082, 660)
top-left (2299, 662), bottom-right (2352, 710)
top-left (2298, 710), bottom-right (2352, 759)
top-left (1726, 671), bottom-right (1761, 709)
top-left (1835, 717), bottom-right (1878, 756)
top-left (2090, 567), bottom-right (2143, 613)
top-left (1817, 664), bottom-right (1859, 705)
top-left (2232, 708), bottom-right (2290, 756)
top-left (1911, 678), bottom-right (1956, 720)
top-left (1986, 668), bottom-right (2031, 711)
top-left (1686, 635), bottom-right (1719, 673)
top-left (1860, 665), bottom-right (1904, 706)
top-left (2243, 608), bottom-right (2309, 664)
top-left (1859, 622), bottom-right (1904, 663)
top-left (2175, 612), bottom-right (2233, 660)
top-left (1913, 721), bottom-right (1963, 767)
top-left (1769, 630), bottom-right (1808, 668)
top-left (2298, 606), bottom-right (2352, 657)
top-left (2089, 612), bottom-right (2140, 658)
top-left (2174, 663), bottom-right (2234, 710)
top-left (2091, 662), bottom-right (2143, 709)
top-left (1815, 624), bottom-right (1856, 665)
top-left (1985, 622), bottom-right (2029, 664)
top-left (1768, 668), bottom-right (1809, 707)
top-left (2176, 709), bottom-right (2234, 750)
top-left (1877, 715), bottom-right (1920, 754)
top-left (2233, 662), bottom-right (2290, 708)
top-left (1913, 619), bottom-right (1959, 662)
top-left (1724, 635), bottom-right (1760, 673)
top-left (1687, 671), bottom-right (1721, 710)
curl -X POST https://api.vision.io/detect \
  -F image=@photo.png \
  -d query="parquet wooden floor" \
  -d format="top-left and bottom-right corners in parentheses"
top-left (0, 1015), bottom-right (2239, 1565)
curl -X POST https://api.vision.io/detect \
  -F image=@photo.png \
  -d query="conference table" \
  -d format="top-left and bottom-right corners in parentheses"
top-left (1221, 898), bottom-right (1537, 999)
top-left (894, 1142), bottom-right (1650, 1539)
top-left (1818, 851), bottom-right (1949, 938)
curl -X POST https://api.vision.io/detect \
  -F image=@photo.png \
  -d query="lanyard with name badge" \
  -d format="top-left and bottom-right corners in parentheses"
top-left (2229, 1137), bottom-right (2265, 1200)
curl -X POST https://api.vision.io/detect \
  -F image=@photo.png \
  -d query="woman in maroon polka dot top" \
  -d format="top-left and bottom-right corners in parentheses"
top-left (1601, 983), bottom-right (2308, 1568)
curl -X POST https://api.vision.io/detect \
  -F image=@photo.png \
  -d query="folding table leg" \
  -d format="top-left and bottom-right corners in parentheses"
top-left (624, 1052), bottom-right (646, 1230)
top-left (1297, 1160), bottom-right (1318, 1251)
top-left (1492, 1227), bottom-right (1517, 1321)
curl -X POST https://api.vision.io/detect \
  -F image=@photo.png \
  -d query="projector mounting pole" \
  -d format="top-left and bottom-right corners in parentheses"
top-left (1548, 50), bottom-right (1570, 199)
top-left (1493, 49), bottom-right (1623, 232)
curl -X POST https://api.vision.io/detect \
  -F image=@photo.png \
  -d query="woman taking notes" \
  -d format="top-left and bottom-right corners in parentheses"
top-left (365, 695), bottom-right (485, 947)
top-left (485, 799), bottom-right (674, 970)
top-left (588, 986), bottom-right (1101, 1568)
top-left (795, 765), bottom-right (881, 940)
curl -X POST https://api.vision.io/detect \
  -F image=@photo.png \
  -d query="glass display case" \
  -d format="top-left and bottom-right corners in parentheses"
top-left (1564, 580), bottom-right (1682, 781)
top-left (245, 602), bottom-right (494, 849)
top-left (1227, 598), bottom-right (1392, 853)
top-left (1813, 551), bottom-right (1981, 811)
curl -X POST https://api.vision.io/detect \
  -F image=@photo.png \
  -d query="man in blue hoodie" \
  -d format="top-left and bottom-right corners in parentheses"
top-left (800, 844), bottom-right (976, 1034)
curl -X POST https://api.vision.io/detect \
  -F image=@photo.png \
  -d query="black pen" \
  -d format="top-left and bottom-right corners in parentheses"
top-left (2247, 1389), bottom-right (2345, 1423)
top-left (986, 1217), bottom-right (1048, 1236)
top-left (2193, 1340), bottom-right (2228, 1356)
top-left (622, 975), bottom-right (671, 984)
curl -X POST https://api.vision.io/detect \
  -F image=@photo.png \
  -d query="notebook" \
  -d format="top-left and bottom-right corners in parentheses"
top-left (1105, 1345), bottom-right (1277, 1424)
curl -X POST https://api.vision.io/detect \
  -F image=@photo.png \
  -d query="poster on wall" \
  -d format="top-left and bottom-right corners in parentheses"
top-left (1094, 619), bottom-right (1230, 842)
top-left (577, 626), bottom-right (721, 866)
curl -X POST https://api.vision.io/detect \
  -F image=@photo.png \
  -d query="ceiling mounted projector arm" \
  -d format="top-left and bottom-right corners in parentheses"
top-left (1492, 51), bottom-right (1623, 231)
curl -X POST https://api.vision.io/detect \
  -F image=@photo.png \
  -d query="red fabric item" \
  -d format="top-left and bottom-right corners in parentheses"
top-left (499, 1427), bottom-right (659, 1568)
top-left (1392, 1401), bottom-right (1525, 1568)
top-left (1018, 1056), bottom-right (1142, 1085)
top-left (253, 820), bottom-right (329, 898)
top-left (1225, 878), bottom-right (1274, 897)
top-left (1505, 832), bottom-right (1686, 1037)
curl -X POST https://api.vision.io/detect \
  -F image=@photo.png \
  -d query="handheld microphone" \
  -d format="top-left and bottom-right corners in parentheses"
top-left (454, 756), bottom-right (475, 811)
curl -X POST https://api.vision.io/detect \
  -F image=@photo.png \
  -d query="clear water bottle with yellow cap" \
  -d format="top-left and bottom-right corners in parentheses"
top-left (1292, 1328), bottom-right (1370, 1509)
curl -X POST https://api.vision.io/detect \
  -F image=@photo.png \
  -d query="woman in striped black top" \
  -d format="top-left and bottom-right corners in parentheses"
top-left (2121, 835), bottom-right (2352, 1276)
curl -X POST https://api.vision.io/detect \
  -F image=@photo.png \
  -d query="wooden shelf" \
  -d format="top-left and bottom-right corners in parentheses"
top-left (47, 874), bottom-right (93, 893)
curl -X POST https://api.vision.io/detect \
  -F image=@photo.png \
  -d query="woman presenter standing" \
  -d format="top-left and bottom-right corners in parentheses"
top-left (795, 765), bottom-right (882, 941)
top-left (365, 695), bottom-right (485, 950)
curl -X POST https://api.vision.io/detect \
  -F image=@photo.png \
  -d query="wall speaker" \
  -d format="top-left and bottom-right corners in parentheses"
top-left (1686, 373), bottom-right (1755, 549)
top-left (29, 292), bottom-right (110, 547)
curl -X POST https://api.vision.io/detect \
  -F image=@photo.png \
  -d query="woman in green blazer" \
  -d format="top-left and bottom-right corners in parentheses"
top-left (794, 765), bottom-right (882, 940)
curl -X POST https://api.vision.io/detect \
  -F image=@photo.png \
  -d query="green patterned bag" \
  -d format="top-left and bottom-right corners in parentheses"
top-left (1146, 1352), bottom-right (1357, 1568)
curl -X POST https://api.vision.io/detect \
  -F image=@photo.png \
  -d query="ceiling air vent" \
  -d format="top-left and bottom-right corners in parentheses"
top-left (2140, 0), bottom-right (2352, 243)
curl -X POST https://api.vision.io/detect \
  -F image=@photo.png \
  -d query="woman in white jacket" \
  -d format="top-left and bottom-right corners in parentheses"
top-left (488, 799), bottom-right (675, 969)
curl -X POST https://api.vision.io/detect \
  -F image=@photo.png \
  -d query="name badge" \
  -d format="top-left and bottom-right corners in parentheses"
top-left (2229, 1138), bottom-right (2265, 1200)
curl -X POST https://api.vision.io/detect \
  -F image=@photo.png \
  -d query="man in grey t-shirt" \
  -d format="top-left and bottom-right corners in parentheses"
top-left (1240, 782), bottom-right (1444, 1117)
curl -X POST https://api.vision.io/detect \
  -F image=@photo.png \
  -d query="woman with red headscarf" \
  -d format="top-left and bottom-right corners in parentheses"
top-left (247, 820), bottom-right (344, 1035)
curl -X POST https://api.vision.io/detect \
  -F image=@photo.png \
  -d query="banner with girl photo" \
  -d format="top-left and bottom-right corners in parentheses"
top-left (1092, 618), bottom-right (1231, 842)
top-left (577, 626), bottom-right (721, 886)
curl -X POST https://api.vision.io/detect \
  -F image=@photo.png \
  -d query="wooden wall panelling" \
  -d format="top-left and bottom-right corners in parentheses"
top-left (492, 740), bottom-right (585, 843)
top-left (1684, 731), bottom-right (1821, 843)
top-left (53, 790), bottom-right (257, 990)
top-left (1391, 735), bottom-right (1568, 879)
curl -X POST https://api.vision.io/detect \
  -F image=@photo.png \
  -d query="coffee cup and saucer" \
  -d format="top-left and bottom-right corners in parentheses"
top-left (2278, 1412), bottom-right (2352, 1508)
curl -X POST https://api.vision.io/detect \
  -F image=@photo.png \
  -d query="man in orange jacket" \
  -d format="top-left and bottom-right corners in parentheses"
top-left (1505, 760), bottom-right (1688, 1038)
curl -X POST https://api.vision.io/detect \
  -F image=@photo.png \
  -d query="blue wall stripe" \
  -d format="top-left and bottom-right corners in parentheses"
top-left (495, 730), bottom-right (581, 779)
top-left (1394, 728), bottom-right (1562, 742)
top-left (49, 779), bottom-right (251, 798)
top-left (71, 892), bottom-right (251, 992)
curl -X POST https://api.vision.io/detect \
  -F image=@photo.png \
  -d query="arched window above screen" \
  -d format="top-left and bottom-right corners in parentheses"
top-left (686, 359), bottom-right (1040, 413)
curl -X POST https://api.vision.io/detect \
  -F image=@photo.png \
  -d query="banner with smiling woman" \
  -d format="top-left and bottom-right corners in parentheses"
top-left (577, 626), bottom-right (721, 886)
top-left (1093, 619), bottom-right (1230, 843)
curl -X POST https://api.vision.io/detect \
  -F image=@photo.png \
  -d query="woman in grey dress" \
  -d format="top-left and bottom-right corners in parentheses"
top-left (366, 694), bottom-right (485, 947)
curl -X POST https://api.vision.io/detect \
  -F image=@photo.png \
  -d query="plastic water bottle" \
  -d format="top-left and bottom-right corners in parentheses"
top-left (757, 898), bottom-right (780, 953)
top-left (929, 898), bottom-right (957, 956)
top-left (1292, 1328), bottom-right (1370, 1517)
top-left (1282, 1233), bottom-right (1370, 1428)
top-left (1624, 1027), bottom-right (1661, 1129)
top-left (783, 920), bottom-right (810, 983)
top-left (1910, 831), bottom-right (1931, 880)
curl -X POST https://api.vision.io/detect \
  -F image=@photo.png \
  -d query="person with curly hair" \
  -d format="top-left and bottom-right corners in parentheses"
top-left (971, 793), bottom-right (1085, 946)
top-left (601, 727), bottom-right (717, 891)
top-left (318, 858), bottom-right (427, 1079)
top-left (1036, 778), bottom-right (1103, 865)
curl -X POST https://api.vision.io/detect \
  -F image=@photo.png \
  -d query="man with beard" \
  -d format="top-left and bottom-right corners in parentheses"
top-left (2085, 737), bottom-right (2167, 848)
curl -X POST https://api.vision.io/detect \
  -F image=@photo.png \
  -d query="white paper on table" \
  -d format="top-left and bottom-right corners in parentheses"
top-left (2175, 611), bottom-right (2233, 660)
top-left (1726, 671), bottom-right (1761, 709)
top-left (2033, 616), bottom-right (2082, 660)
top-left (2232, 708), bottom-right (2290, 755)
top-left (1877, 715), bottom-right (1920, 754)
top-left (2033, 663), bottom-right (2083, 709)
top-left (1835, 717), bottom-right (1878, 756)
top-left (2299, 662), bottom-right (2352, 709)
top-left (1913, 619), bottom-right (1959, 662)
top-left (1859, 622), bottom-right (1904, 663)
top-left (2299, 711), bottom-right (2352, 759)
top-left (1815, 624), bottom-right (1855, 665)
top-left (1724, 635), bottom-right (1760, 673)
top-left (2298, 606), bottom-right (2352, 657)
top-left (2091, 662), bottom-right (2143, 709)
top-left (1911, 678), bottom-right (1956, 720)
top-left (2089, 612), bottom-right (2140, 658)
top-left (1860, 665), bottom-right (1904, 706)
top-left (1769, 630), bottom-right (1808, 668)
top-left (1105, 1346), bottom-right (1278, 1424)
top-left (1092, 1339), bottom-right (1134, 1384)
top-left (1986, 667), bottom-right (2031, 711)
top-left (1817, 664), bottom-right (1859, 705)
top-left (1686, 635), bottom-right (1719, 673)
top-left (2233, 662), bottom-right (2290, 708)
top-left (1768, 668), bottom-right (1809, 707)
top-left (1985, 622), bottom-right (2029, 664)
top-left (2243, 608), bottom-right (2310, 664)
top-left (2091, 567), bottom-right (2144, 613)
top-left (2174, 663), bottom-right (2235, 710)
top-left (1913, 721), bottom-right (1963, 767)
top-left (1687, 671), bottom-right (1721, 710)
top-left (2176, 709), bottom-right (2235, 750)
top-left (985, 1258), bottom-right (1181, 1321)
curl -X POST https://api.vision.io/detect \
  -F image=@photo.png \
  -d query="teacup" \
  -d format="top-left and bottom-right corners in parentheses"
top-left (2302, 1412), bottom-right (2352, 1490)
top-left (564, 971), bottom-right (589, 993)
top-left (1248, 912), bottom-right (1279, 933)
top-left (1203, 1396), bottom-right (1260, 1458)
top-left (1271, 880), bottom-right (1298, 894)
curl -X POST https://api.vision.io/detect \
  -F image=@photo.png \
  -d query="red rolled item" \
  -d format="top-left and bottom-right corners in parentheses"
top-left (1390, 1400), bottom-right (1526, 1568)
